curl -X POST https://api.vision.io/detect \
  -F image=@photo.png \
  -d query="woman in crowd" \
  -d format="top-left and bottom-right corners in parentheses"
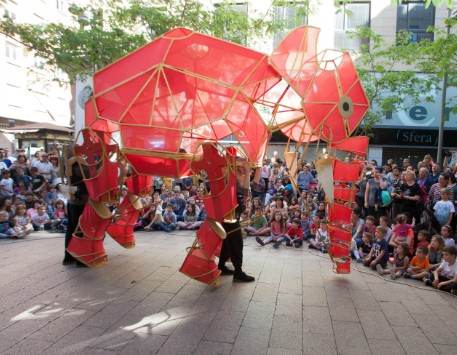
top-left (400, 170), bottom-right (422, 223)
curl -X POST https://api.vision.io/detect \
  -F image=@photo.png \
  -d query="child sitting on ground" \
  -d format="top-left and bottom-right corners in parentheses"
top-left (379, 216), bottom-right (393, 243)
top-left (256, 210), bottom-right (286, 247)
top-left (304, 214), bottom-right (321, 241)
top-left (246, 206), bottom-right (270, 236)
top-left (377, 243), bottom-right (410, 279)
top-left (440, 225), bottom-right (455, 247)
top-left (424, 246), bottom-right (457, 293)
top-left (31, 206), bottom-right (52, 231)
top-left (0, 211), bottom-right (18, 238)
top-left (404, 246), bottom-right (430, 280)
top-left (13, 205), bottom-right (33, 238)
top-left (416, 230), bottom-right (430, 249)
top-left (363, 215), bottom-right (376, 236)
top-left (363, 226), bottom-right (388, 270)
top-left (428, 235), bottom-right (445, 271)
top-left (281, 218), bottom-right (304, 248)
top-left (300, 210), bottom-right (312, 237)
top-left (354, 232), bottom-right (373, 263)
top-left (309, 219), bottom-right (329, 253)
top-left (389, 214), bottom-right (414, 255)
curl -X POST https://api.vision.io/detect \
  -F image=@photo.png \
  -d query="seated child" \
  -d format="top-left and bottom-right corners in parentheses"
top-left (428, 235), bottom-right (445, 271)
top-left (13, 205), bottom-right (33, 238)
top-left (246, 206), bottom-right (270, 236)
top-left (440, 225), bottom-right (455, 247)
top-left (31, 206), bottom-right (52, 231)
top-left (177, 203), bottom-right (203, 230)
top-left (389, 214), bottom-right (414, 255)
top-left (363, 215), bottom-right (376, 236)
top-left (138, 204), bottom-right (163, 231)
top-left (0, 210), bottom-right (18, 238)
top-left (424, 246), bottom-right (457, 293)
top-left (156, 203), bottom-right (177, 232)
top-left (377, 243), bottom-right (409, 279)
top-left (416, 230), bottom-right (430, 249)
top-left (256, 211), bottom-right (286, 247)
top-left (280, 218), bottom-right (304, 248)
top-left (363, 226), bottom-right (388, 270)
top-left (299, 210), bottom-right (312, 237)
top-left (309, 219), bottom-right (329, 253)
top-left (379, 216), bottom-right (392, 243)
top-left (305, 215), bottom-right (321, 241)
top-left (354, 232), bottom-right (373, 262)
top-left (404, 246), bottom-right (430, 280)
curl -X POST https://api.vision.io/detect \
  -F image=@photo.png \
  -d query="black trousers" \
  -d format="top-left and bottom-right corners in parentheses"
top-left (219, 221), bottom-right (243, 272)
top-left (64, 201), bottom-right (86, 261)
top-left (429, 274), bottom-right (457, 293)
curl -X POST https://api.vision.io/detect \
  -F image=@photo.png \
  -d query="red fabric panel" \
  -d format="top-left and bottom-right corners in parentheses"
top-left (196, 221), bottom-right (223, 259)
top-left (334, 186), bottom-right (355, 202)
top-left (330, 136), bottom-right (369, 157)
top-left (125, 154), bottom-right (191, 178)
top-left (84, 159), bottom-right (119, 203)
top-left (270, 26), bottom-right (320, 97)
top-left (332, 159), bottom-right (362, 182)
top-left (327, 203), bottom-right (352, 225)
top-left (125, 174), bottom-right (153, 196)
top-left (179, 248), bottom-right (221, 285)
top-left (78, 203), bottom-right (111, 238)
top-left (67, 237), bottom-right (107, 267)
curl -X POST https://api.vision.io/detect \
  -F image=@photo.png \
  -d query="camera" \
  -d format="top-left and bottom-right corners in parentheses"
top-left (444, 150), bottom-right (453, 158)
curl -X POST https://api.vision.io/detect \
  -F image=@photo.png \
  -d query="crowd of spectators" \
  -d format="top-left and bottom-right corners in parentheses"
top-left (2, 145), bottom-right (456, 293)
top-left (136, 152), bottom-right (457, 293)
top-left (0, 147), bottom-right (67, 238)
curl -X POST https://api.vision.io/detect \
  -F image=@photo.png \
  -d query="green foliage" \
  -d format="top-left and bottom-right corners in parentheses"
top-left (347, 23), bottom-right (457, 135)
top-left (0, 0), bottom-right (296, 83)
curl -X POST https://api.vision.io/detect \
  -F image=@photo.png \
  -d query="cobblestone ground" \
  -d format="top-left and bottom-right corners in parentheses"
top-left (0, 231), bottom-right (456, 354)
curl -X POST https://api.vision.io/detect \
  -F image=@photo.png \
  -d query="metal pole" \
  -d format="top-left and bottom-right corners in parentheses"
top-left (437, 8), bottom-right (452, 165)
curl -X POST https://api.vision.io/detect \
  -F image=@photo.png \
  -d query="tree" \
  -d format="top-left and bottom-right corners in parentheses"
top-left (345, 7), bottom-right (456, 136)
top-left (346, 27), bottom-right (440, 136)
top-left (0, 0), bottom-right (299, 83)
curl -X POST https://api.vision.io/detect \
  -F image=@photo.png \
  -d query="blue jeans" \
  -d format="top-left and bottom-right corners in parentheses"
top-left (156, 221), bottom-right (176, 232)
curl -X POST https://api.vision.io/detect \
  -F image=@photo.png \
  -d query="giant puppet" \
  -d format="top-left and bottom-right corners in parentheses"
top-left (66, 26), bottom-right (370, 283)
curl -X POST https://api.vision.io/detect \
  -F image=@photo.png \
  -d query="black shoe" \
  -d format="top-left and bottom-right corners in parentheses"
top-left (403, 272), bottom-right (411, 279)
top-left (233, 272), bottom-right (255, 282)
top-left (424, 279), bottom-right (433, 287)
top-left (219, 266), bottom-right (235, 275)
top-left (62, 258), bottom-right (75, 265)
top-left (273, 241), bottom-right (281, 248)
top-left (255, 236), bottom-right (264, 246)
top-left (76, 261), bottom-right (88, 268)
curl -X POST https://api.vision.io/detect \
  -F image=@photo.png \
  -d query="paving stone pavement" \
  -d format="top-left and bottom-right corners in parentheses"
top-left (1, 230), bottom-right (457, 354)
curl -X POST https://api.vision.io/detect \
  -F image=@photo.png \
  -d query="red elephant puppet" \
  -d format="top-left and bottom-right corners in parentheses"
top-left (65, 26), bottom-right (370, 282)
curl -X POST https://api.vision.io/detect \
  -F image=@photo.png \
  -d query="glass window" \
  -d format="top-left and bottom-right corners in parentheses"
top-left (5, 42), bottom-right (19, 61)
top-left (334, 2), bottom-right (370, 50)
top-left (397, 2), bottom-right (435, 43)
top-left (273, 3), bottom-right (308, 48)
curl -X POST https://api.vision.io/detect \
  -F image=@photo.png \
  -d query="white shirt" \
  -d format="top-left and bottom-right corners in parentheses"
top-left (0, 177), bottom-right (14, 196)
top-left (438, 260), bottom-right (457, 280)
top-left (32, 161), bottom-right (53, 180)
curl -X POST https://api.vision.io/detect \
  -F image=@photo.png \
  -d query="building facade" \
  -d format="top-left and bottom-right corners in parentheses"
top-left (1, 0), bottom-right (456, 166)
top-left (211, 0), bottom-right (457, 166)
top-left (0, 0), bottom-right (74, 154)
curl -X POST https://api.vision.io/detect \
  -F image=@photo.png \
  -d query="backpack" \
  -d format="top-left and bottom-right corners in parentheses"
top-left (376, 187), bottom-right (392, 207)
